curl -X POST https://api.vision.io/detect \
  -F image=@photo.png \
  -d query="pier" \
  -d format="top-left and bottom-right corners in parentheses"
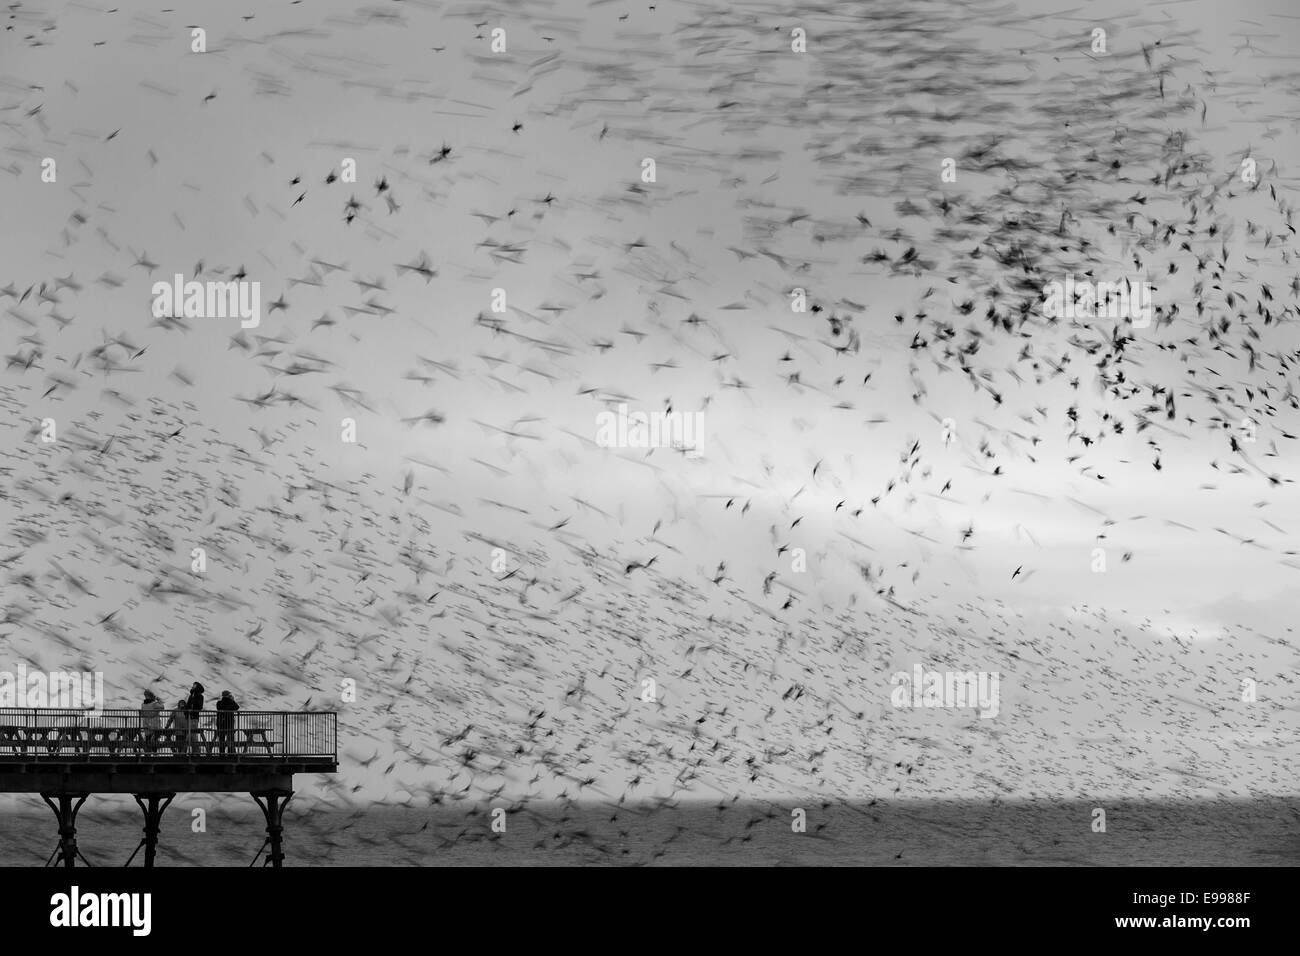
top-left (0, 708), bottom-right (338, 867)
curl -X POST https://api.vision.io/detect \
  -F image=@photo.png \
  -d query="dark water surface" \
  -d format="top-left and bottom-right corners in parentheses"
top-left (2, 798), bottom-right (1297, 866)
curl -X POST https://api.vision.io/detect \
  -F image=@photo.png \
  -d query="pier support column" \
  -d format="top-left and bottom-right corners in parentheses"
top-left (251, 789), bottom-right (294, 868)
top-left (40, 792), bottom-right (90, 868)
top-left (128, 793), bottom-right (175, 868)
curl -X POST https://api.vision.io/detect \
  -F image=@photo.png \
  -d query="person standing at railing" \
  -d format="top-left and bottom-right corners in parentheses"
top-left (216, 691), bottom-right (239, 755)
top-left (185, 683), bottom-right (206, 754)
top-left (185, 683), bottom-right (205, 720)
top-left (141, 690), bottom-right (163, 752)
top-left (165, 698), bottom-right (192, 755)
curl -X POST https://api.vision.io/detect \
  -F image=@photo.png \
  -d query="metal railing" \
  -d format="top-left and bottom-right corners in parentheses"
top-left (0, 709), bottom-right (336, 762)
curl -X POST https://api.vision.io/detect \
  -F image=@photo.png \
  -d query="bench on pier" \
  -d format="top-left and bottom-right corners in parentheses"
top-left (0, 724), bottom-right (275, 758)
top-left (186, 727), bottom-right (275, 756)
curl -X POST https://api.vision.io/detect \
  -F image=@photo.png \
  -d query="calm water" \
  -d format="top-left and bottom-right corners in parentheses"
top-left (2, 798), bottom-right (1297, 866)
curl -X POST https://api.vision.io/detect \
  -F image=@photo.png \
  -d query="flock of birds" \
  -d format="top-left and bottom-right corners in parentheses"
top-left (1, 0), bottom-right (1299, 863)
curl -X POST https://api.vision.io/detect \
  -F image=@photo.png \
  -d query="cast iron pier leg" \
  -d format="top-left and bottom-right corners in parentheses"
top-left (40, 792), bottom-right (90, 868)
top-left (128, 793), bottom-right (175, 867)
top-left (251, 789), bottom-right (294, 868)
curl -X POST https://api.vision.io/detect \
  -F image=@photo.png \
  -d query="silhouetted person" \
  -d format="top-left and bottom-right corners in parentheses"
top-left (165, 699), bottom-right (191, 755)
top-left (216, 690), bottom-right (239, 755)
top-left (140, 690), bottom-right (163, 752)
top-left (186, 682), bottom-right (205, 754)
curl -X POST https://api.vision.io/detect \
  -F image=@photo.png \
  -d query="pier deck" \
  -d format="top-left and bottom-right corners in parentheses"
top-left (0, 708), bottom-right (338, 867)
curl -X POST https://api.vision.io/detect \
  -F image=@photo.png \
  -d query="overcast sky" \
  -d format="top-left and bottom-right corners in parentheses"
top-left (1, 0), bottom-right (1299, 805)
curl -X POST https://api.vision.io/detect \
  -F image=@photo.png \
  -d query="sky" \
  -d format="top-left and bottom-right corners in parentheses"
top-left (1, 0), bottom-right (1299, 807)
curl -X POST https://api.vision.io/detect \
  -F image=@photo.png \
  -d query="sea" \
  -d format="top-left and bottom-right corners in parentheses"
top-left (1, 798), bottom-right (1297, 866)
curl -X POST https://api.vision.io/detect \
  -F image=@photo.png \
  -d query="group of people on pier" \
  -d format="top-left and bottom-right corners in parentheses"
top-left (138, 683), bottom-right (241, 755)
